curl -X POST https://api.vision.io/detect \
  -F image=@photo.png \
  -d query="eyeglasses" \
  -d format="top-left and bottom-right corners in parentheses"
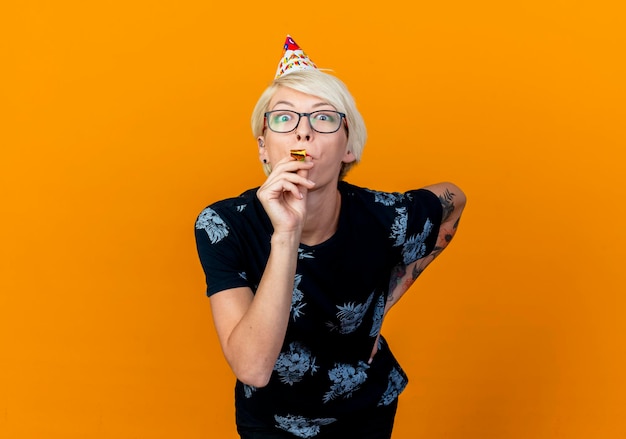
top-left (264, 110), bottom-right (346, 134)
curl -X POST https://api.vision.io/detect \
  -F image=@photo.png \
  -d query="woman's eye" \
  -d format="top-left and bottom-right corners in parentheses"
top-left (314, 113), bottom-right (332, 121)
top-left (274, 114), bottom-right (292, 123)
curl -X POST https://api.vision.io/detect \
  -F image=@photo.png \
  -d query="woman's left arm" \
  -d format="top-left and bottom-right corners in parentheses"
top-left (389, 182), bottom-right (466, 306)
top-left (369, 182), bottom-right (466, 362)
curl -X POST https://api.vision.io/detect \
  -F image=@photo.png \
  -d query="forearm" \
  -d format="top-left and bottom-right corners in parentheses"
top-left (223, 231), bottom-right (300, 387)
top-left (383, 257), bottom-right (430, 316)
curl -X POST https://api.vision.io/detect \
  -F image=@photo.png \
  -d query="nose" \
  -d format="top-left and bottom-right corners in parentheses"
top-left (295, 114), bottom-right (312, 141)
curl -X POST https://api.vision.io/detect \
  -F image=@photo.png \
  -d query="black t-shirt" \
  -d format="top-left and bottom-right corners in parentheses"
top-left (195, 181), bottom-right (442, 436)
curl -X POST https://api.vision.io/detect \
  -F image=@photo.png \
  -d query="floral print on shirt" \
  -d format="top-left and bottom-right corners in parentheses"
top-left (401, 218), bottom-right (433, 264)
top-left (323, 361), bottom-right (370, 403)
top-left (274, 341), bottom-right (319, 386)
top-left (243, 384), bottom-right (257, 399)
top-left (378, 366), bottom-right (407, 407)
top-left (195, 207), bottom-right (229, 244)
top-left (274, 414), bottom-right (337, 438)
top-left (291, 274), bottom-right (307, 320)
top-left (367, 189), bottom-right (405, 206)
top-left (389, 207), bottom-right (408, 247)
top-left (326, 292), bottom-right (375, 334)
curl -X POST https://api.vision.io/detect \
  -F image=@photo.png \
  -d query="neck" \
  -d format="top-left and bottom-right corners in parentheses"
top-left (300, 184), bottom-right (341, 246)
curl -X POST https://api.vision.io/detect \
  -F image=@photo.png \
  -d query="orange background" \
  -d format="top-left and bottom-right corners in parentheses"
top-left (1, 1), bottom-right (625, 438)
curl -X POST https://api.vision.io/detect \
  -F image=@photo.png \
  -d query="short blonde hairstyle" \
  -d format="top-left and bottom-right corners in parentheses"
top-left (251, 69), bottom-right (367, 179)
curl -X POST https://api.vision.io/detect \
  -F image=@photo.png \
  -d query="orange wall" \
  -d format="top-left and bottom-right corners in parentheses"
top-left (1, 1), bottom-right (625, 438)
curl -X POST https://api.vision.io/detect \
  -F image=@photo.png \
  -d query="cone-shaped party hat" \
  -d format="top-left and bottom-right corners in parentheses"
top-left (274, 35), bottom-right (318, 79)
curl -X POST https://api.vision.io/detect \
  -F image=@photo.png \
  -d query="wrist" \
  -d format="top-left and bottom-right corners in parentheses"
top-left (270, 229), bottom-right (302, 248)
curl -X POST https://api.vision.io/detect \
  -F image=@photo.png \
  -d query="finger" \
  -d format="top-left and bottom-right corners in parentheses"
top-left (368, 335), bottom-right (381, 364)
top-left (263, 172), bottom-right (315, 192)
top-left (261, 180), bottom-right (303, 201)
top-left (272, 157), bottom-right (314, 173)
top-left (281, 181), bottom-right (304, 200)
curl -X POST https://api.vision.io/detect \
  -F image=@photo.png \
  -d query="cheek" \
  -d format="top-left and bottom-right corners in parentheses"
top-left (263, 135), bottom-right (287, 156)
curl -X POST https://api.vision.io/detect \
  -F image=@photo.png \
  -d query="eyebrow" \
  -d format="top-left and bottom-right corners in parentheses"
top-left (270, 100), bottom-right (335, 110)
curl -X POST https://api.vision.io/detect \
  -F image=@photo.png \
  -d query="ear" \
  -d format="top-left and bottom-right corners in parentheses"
top-left (342, 149), bottom-right (356, 164)
top-left (257, 136), bottom-right (268, 163)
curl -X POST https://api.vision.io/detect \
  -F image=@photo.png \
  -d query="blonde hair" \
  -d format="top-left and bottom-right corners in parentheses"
top-left (251, 69), bottom-right (367, 179)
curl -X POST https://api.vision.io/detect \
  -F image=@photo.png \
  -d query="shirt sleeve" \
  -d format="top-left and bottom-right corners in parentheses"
top-left (194, 205), bottom-right (250, 297)
top-left (401, 188), bottom-right (443, 264)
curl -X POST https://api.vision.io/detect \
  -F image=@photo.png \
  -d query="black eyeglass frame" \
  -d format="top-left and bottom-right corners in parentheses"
top-left (264, 110), bottom-right (347, 134)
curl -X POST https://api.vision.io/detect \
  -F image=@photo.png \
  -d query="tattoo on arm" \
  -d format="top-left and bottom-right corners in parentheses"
top-left (430, 245), bottom-right (444, 258)
top-left (387, 264), bottom-right (406, 302)
top-left (442, 216), bottom-right (461, 244)
top-left (439, 189), bottom-right (455, 222)
top-left (411, 263), bottom-right (424, 281)
top-left (412, 244), bottom-right (443, 280)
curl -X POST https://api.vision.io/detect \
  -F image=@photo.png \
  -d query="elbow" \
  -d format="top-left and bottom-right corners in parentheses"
top-left (443, 182), bottom-right (466, 220)
top-left (236, 368), bottom-right (273, 388)
top-left (230, 358), bottom-right (274, 388)
top-left (456, 185), bottom-right (467, 208)
top-left (445, 182), bottom-right (466, 206)
top-left (223, 343), bottom-right (277, 388)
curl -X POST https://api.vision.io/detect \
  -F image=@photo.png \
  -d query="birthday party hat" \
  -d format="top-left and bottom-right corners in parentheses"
top-left (274, 35), bottom-right (318, 79)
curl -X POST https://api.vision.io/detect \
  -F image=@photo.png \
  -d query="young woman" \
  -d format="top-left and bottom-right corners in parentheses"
top-left (195, 37), bottom-right (466, 439)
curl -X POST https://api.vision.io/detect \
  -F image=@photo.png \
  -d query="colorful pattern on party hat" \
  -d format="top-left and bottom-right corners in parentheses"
top-left (275, 35), bottom-right (318, 79)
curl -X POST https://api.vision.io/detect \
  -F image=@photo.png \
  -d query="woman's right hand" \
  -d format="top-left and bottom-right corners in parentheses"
top-left (256, 157), bottom-right (315, 234)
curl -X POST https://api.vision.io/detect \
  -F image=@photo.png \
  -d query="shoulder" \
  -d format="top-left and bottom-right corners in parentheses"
top-left (196, 188), bottom-right (258, 223)
top-left (339, 181), bottom-right (440, 212)
top-left (339, 181), bottom-right (443, 239)
top-left (339, 182), bottom-right (443, 262)
top-left (195, 188), bottom-right (263, 241)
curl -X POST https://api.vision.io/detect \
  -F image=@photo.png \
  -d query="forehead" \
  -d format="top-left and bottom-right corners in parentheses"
top-left (268, 86), bottom-right (335, 110)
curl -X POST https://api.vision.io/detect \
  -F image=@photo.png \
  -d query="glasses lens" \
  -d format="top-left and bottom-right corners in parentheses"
top-left (267, 111), bottom-right (299, 133)
top-left (266, 110), bottom-right (344, 133)
top-left (309, 111), bottom-right (342, 133)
